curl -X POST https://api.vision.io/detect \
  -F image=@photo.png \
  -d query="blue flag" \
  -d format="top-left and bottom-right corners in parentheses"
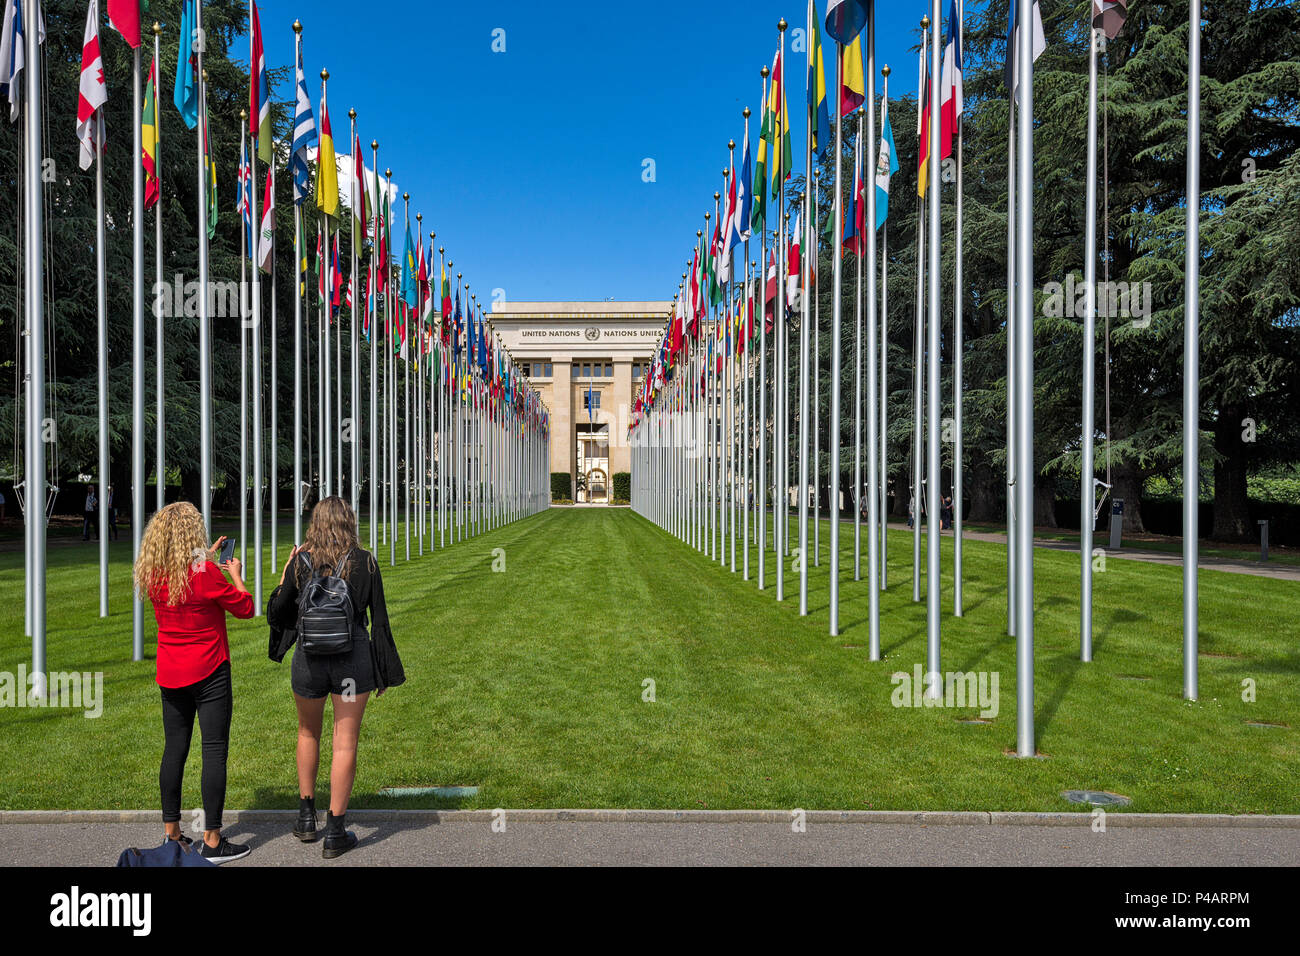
top-left (173, 0), bottom-right (197, 130)
top-left (290, 34), bottom-right (316, 205)
top-left (875, 103), bottom-right (899, 231)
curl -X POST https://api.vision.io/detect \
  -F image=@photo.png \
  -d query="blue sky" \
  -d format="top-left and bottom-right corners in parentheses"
top-left (249, 1), bottom-right (953, 302)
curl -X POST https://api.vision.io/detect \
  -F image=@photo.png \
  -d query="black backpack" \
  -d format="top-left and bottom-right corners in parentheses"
top-left (297, 551), bottom-right (360, 655)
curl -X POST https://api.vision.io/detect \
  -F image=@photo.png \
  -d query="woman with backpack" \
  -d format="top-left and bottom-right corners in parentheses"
top-left (135, 501), bottom-right (254, 864)
top-left (267, 495), bottom-right (404, 859)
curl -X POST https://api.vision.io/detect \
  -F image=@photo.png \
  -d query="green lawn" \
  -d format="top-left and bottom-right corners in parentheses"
top-left (0, 506), bottom-right (1296, 814)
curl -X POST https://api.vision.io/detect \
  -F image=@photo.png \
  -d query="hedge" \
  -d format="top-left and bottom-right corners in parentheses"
top-left (550, 472), bottom-right (572, 502)
top-left (612, 472), bottom-right (631, 501)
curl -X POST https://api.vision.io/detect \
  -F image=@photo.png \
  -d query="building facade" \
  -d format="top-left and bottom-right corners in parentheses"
top-left (491, 301), bottom-right (671, 503)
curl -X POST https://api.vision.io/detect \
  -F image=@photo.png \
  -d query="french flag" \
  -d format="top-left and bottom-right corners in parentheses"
top-left (940, 0), bottom-right (964, 160)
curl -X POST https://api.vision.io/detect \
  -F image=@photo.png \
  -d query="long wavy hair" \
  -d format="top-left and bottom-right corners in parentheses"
top-left (303, 496), bottom-right (360, 580)
top-left (134, 502), bottom-right (209, 606)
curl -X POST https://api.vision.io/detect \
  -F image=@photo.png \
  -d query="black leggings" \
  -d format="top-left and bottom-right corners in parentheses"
top-left (159, 660), bottom-right (232, 831)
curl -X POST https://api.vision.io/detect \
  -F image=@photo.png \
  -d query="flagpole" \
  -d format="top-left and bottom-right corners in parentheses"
top-left (879, 65), bottom-right (890, 591)
top-left (854, 108), bottom-right (863, 584)
top-left (798, 3), bottom-right (812, 615)
top-left (1005, 75), bottom-right (1017, 638)
top-left (865, 7), bottom-right (880, 659)
top-left (25, 0), bottom-right (47, 695)
top-left (369, 142), bottom-right (379, 552)
top-left (828, 35), bottom-right (844, 636)
top-left (322, 71), bottom-right (334, 501)
top-left (293, 23), bottom-right (304, 545)
top-left (197, 9), bottom-right (212, 536)
top-left (403, 192), bottom-right (411, 562)
top-left (94, 20), bottom-right (109, 618)
top-left (1013, 0), bottom-right (1036, 756)
top-left (269, 155), bottom-right (278, 571)
top-left (813, 168), bottom-right (821, 568)
top-left (1082, 18), bottom-right (1099, 657)
top-left (350, 109), bottom-right (360, 525)
top-left (952, 0), bottom-right (965, 619)
top-left (1183, 0), bottom-right (1201, 701)
top-left (912, 19), bottom-right (928, 606)
top-left (742, 148), bottom-right (751, 582)
top-left (926, 0), bottom-right (943, 697)
top-left (153, 24), bottom-right (164, 521)
top-left (239, 116), bottom-right (249, 571)
top-left (248, 9), bottom-right (264, 611)
top-left (132, 36), bottom-right (145, 659)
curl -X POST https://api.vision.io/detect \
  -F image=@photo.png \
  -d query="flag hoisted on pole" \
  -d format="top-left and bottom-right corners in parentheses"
top-left (129, 0), bottom-right (145, 661)
top-left (291, 20), bottom-right (314, 544)
top-left (823, 0), bottom-right (866, 635)
top-left (947, 0), bottom-right (965, 619)
top-left (79, 0), bottom-right (109, 618)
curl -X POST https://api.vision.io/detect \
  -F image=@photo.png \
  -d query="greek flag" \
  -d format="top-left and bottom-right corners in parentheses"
top-left (290, 38), bottom-right (316, 205)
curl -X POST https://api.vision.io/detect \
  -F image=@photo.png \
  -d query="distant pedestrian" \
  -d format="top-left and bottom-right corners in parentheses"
top-left (82, 486), bottom-right (98, 541)
top-left (107, 485), bottom-right (119, 540)
top-left (907, 495), bottom-right (915, 529)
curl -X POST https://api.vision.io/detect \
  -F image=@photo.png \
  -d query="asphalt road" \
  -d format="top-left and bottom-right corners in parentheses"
top-left (5, 819), bottom-right (1299, 867)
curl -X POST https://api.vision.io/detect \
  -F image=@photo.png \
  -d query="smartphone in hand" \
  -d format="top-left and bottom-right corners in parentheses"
top-left (217, 538), bottom-right (236, 565)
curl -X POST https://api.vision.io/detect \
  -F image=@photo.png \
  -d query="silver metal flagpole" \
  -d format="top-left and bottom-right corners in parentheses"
top-left (926, 0), bottom-right (942, 696)
top-left (743, 207), bottom-right (751, 579)
top-left (95, 43), bottom-right (109, 618)
top-left (813, 169), bottom-right (821, 568)
top-left (197, 11), bottom-right (212, 535)
top-left (854, 108), bottom-right (863, 583)
top-left (828, 32), bottom-right (844, 635)
top-left (132, 39), bottom-right (145, 659)
top-left (25, 0), bottom-right (48, 695)
top-left (369, 143), bottom-right (379, 553)
top-left (879, 64), bottom-right (890, 591)
top-left (777, 20), bottom-right (790, 596)
top-left (1005, 83), bottom-right (1017, 638)
top-left (799, 12), bottom-right (811, 614)
top-left (321, 72), bottom-right (333, 500)
top-left (153, 23), bottom-right (164, 521)
top-left (1082, 17), bottom-right (1099, 658)
top-left (293, 23), bottom-right (304, 545)
top-left (269, 154), bottom-right (278, 571)
top-left (865, 8), bottom-right (881, 659)
top-left (952, 0), bottom-right (965, 619)
top-left (1183, 0), bottom-right (1201, 701)
top-left (350, 110), bottom-right (360, 524)
top-left (404, 193), bottom-right (411, 561)
top-left (1014, 0), bottom-right (1036, 756)
top-left (248, 18), bottom-right (264, 610)
top-left (239, 117), bottom-right (249, 571)
top-left (912, 18), bottom-right (928, 606)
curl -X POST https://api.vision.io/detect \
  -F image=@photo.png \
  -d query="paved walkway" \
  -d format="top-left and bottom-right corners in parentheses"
top-left (4, 811), bottom-right (1298, 867)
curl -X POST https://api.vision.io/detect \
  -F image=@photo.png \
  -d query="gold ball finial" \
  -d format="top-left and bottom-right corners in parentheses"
top-left (439, 246), bottom-right (444, 254)
top-left (761, 65), bottom-right (769, 79)
top-left (920, 15), bottom-right (930, 29)
top-left (321, 68), bottom-right (329, 81)
top-left (403, 191), bottom-right (409, 201)
top-left (743, 107), bottom-right (751, 118)
top-left (456, 272), bottom-right (461, 279)
top-left (728, 139), bottom-right (735, 150)
top-left (153, 22), bottom-right (161, 36)
top-left (696, 229), bottom-right (702, 237)
top-left (371, 139), bottom-right (378, 150)
top-left (778, 17), bottom-right (787, 31)
top-left (814, 168), bottom-right (821, 179)
top-left (240, 109), bottom-right (247, 119)
top-left (430, 231), bottom-right (436, 240)
top-left (348, 108), bottom-right (356, 119)
top-left (416, 212), bottom-right (422, 222)
top-left (202, 69), bottom-right (208, 81)
top-left (385, 168), bottom-right (392, 178)
top-left (882, 64), bottom-right (891, 78)
top-left (293, 20), bottom-right (302, 34)
top-left (713, 191), bottom-right (720, 201)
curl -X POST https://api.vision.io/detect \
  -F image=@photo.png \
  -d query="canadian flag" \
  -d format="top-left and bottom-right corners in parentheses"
top-left (77, 0), bottom-right (108, 171)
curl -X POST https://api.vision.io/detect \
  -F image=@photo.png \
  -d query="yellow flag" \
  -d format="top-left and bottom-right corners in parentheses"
top-left (315, 97), bottom-right (339, 220)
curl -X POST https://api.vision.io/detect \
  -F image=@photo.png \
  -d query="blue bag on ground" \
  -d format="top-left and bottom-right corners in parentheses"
top-left (116, 839), bottom-right (216, 867)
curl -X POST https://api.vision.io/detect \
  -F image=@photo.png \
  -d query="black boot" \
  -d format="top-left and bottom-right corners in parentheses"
top-left (293, 797), bottom-right (318, 842)
top-left (322, 811), bottom-right (357, 859)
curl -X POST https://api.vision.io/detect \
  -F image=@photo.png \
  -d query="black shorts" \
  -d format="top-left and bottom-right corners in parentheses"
top-left (291, 638), bottom-right (376, 699)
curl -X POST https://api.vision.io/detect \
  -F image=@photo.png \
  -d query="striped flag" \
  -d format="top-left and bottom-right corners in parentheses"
top-left (351, 132), bottom-right (368, 250)
top-left (838, 31), bottom-right (864, 117)
top-left (1005, 0), bottom-right (1046, 102)
top-left (939, 0), bottom-right (963, 160)
top-left (237, 135), bottom-right (251, 255)
top-left (76, 0), bottom-right (108, 171)
top-left (142, 55), bottom-right (159, 208)
top-left (875, 93), bottom-right (899, 230)
top-left (1, 0), bottom-right (46, 123)
top-left (808, 0), bottom-right (829, 155)
top-left (824, 0), bottom-right (866, 45)
top-left (258, 161), bottom-right (275, 273)
top-left (290, 34), bottom-right (316, 205)
top-left (249, 3), bottom-right (271, 162)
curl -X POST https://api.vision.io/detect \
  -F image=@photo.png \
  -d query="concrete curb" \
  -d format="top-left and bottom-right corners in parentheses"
top-left (3, 809), bottom-right (1299, 828)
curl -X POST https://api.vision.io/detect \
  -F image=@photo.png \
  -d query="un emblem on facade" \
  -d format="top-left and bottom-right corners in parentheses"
top-left (585, 326), bottom-right (601, 341)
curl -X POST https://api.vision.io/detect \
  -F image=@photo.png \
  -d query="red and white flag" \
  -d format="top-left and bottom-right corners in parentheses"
top-left (257, 161), bottom-right (275, 273)
top-left (77, 0), bottom-right (108, 170)
top-left (106, 0), bottom-right (141, 48)
top-left (939, 0), bottom-right (963, 160)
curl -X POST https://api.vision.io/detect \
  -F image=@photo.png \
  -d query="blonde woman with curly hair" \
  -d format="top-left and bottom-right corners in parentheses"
top-left (268, 496), bottom-right (404, 859)
top-left (135, 501), bottom-right (254, 864)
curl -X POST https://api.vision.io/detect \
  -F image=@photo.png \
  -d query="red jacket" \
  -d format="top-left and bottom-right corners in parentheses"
top-left (151, 561), bottom-right (255, 688)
